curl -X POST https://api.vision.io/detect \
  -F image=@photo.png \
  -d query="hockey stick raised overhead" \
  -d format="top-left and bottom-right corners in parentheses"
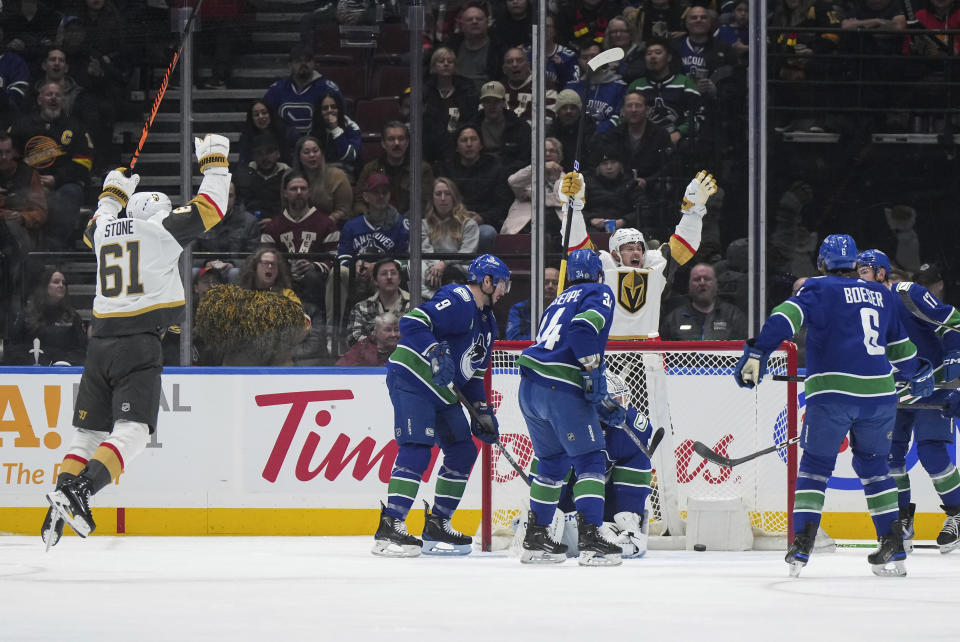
top-left (451, 385), bottom-right (530, 485)
top-left (129, 0), bottom-right (205, 170)
top-left (693, 436), bottom-right (800, 468)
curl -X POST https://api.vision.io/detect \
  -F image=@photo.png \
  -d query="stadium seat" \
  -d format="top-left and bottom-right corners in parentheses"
top-left (355, 97), bottom-right (401, 133)
top-left (378, 23), bottom-right (410, 55)
top-left (371, 65), bottom-right (410, 100)
top-left (361, 134), bottom-right (383, 163)
top-left (317, 63), bottom-right (369, 102)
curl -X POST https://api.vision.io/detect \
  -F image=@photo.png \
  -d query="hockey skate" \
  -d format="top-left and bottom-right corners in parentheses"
top-left (46, 476), bottom-right (96, 538)
top-left (40, 473), bottom-right (76, 551)
top-left (937, 505), bottom-right (960, 554)
top-left (421, 501), bottom-right (472, 556)
top-left (576, 513), bottom-right (622, 567)
top-left (371, 502), bottom-right (422, 558)
top-left (868, 523), bottom-right (906, 577)
top-left (898, 503), bottom-right (916, 554)
top-left (785, 522), bottom-right (817, 577)
top-left (520, 511), bottom-right (567, 564)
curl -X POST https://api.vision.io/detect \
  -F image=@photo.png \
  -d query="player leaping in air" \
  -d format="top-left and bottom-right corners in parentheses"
top-left (516, 248), bottom-right (626, 566)
top-left (372, 254), bottom-right (510, 557)
top-left (735, 234), bottom-right (934, 578)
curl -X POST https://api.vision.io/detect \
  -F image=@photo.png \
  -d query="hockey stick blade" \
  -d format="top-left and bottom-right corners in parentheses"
top-left (693, 436), bottom-right (800, 468)
top-left (587, 46), bottom-right (625, 72)
top-left (451, 385), bottom-right (530, 485)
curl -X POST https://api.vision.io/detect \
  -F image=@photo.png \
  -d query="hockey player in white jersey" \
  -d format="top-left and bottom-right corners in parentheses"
top-left (41, 135), bottom-right (231, 549)
top-left (558, 169), bottom-right (718, 339)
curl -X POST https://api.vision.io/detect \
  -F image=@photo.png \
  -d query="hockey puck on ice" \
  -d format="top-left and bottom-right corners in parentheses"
top-left (693, 544), bottom-right (707, 551)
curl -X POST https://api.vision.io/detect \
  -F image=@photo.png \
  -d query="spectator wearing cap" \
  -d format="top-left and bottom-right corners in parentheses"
top-left (194, 180), bottom-right (260, 278)
top-left (915, 263), bottom-right (946, 301)
top-left (162, 266), bottom-right (227, 366)
top-left (422, 46), bottom-right (479, 165)
top-left (475, 79), bottom-right (531, 173)
top-left (263, 45), bottom-right (344, 139)
top-left (441, 2), bottom-right (506, 91)
top-left (354, 121), bottom-right (435, 217)
top-left (583, 144), bottom-right (642, 232)
top-left (501, 47), bottom-right (557, 126)
top-left (234, 133), bottom-right (291, 222)
top-left (345, 258), bottom-right (410, 346)
top-left (337, 310), bottom-right (402, 366)
top-left (546, 88), bottom-right (593, 172)
top-left (434, 124), bottom-right (512, 250)
top-left (338, 172), bottom-right (410, 263)
top-left (593, 89), bottom-right (671, 195)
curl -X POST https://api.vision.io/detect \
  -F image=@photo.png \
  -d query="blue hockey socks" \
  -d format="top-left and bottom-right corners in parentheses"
top-left (385, 444), bottom-right (432, 520)
top-left (793, 452), bottom-right (833, 535)
top-left (851, 451), bottom-right (899, 538)
top-left (918, 441), bottom-right (960, 506)
top-left (432, 439), bottom-right (478, 518)
top-left (571, 451), bottom-right (607, 526)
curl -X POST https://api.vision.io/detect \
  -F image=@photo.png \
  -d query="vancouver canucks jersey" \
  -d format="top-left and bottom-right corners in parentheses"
top-left (894, 281), bottom-right (960, 379)
top-left (754, 275), bottom-right (921, 406)
top-left (602, 408), bottom-right (652, 515)
top-left (517, 282), bottom-right (615, 393)
top-left (387, 283), bottom-right (497, 405)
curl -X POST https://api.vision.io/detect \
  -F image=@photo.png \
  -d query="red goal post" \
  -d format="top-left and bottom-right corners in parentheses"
top-left (480, 340), bottom-right (799, 552)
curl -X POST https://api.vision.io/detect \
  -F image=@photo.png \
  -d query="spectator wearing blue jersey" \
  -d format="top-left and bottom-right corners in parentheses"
top-left (736, 234), bottom-right (934, 578)
top-left (858, 249), bottom-right (960, 554)
top-left (308, 90), bottom-right (362, 178)
top-left (517, 247), bottom-right (624, 566)
top-left (505, 266), bottom-right (560, 340)
top-left (338, 172), bottom-right (409, 264)
top-left (262, 45), bottom-right (343, 141)
top-left (563, 41), bottom-right (627, 134)
top-left (373, 254), bottom-right (510, 557)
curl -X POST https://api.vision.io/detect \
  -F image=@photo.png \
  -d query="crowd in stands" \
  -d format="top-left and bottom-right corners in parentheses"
top-left (1, 0), bottom-right (958, 367)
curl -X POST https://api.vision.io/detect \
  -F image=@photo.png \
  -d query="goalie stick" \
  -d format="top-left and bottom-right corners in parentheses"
top-left (599, 397), bottom-right (665, 458)
top-left (693, 436), bottom-right (799, 468)
top-left (451, 385), bottom-right (530, 486)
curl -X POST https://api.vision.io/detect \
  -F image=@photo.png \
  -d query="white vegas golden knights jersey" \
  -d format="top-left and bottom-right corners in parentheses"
top-left (83, 174), bottom-right (229, 337)
top-left (600, 249), bottom-right (669, 340)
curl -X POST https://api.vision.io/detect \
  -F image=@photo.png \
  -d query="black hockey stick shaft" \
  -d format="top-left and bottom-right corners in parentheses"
top-left (129, 0), bottom-right (205, 170)
top-left (693, 436), bottom-right (800, 468)
top-left (452, 385), bottom-right (530, 485)
top-left (618, 423), bottom-right (665, 459)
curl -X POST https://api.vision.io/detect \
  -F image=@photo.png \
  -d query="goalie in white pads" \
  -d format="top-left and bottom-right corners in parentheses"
top-left (558, 169), bottom-right (718, 339)
top-left (41, 135), bottom-right (231, 549)
top-left (516, 248), bottom-right (625, 566)
top-left (554, 371), bottom-right (652, 558)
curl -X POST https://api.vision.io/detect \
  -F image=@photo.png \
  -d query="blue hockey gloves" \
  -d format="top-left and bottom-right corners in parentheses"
top-left (943, 351), bottom-right (960, 382)
top-left (582, 367), bottom-right (607, 403)
top-left (909, 358), bottom-right (935, 398)
top-left (734, 339), bottom-right (769, 389)
top-left (597, 396), bottom-right (627, 428)
top-left (942, 392), bottom-right (960, 419)
top-left (426, 341), bottom-right (455, 387)
top-left (470, 402), bottom-right (499, 444)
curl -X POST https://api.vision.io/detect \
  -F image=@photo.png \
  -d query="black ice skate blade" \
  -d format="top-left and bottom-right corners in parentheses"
top-left (871, 560), bottom-right (907, 577)
top-left (578, 551), bottom-right (622, 567)
top-left (520, 549), bottom-right (566, 564)
top-left (371, 540), bottom-right (421, 558)
top-left (46, 491), bottom-right (91, 538)
top-left (41, 509), bottom-right (64, 553)
top-left (421, 540), bottom-right (472, 556)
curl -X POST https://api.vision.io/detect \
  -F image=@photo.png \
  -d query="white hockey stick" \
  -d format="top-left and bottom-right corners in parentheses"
top-left (897, 288), bottom-right (960, 335)
top-left (587, 46), bottom-right (626, 73)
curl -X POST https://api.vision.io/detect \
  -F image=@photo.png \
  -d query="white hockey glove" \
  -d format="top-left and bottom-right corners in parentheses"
top-left (98, 167), bottom-right (140, 217)
top-left (194, 133), bottom-right (230, 175)
top-left (557, 171), bottom-right (586, 212)
top-left (681, 170), bottom-right (718, 215)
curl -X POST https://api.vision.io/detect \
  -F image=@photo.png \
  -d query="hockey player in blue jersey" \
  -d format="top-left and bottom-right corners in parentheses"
top-left (372, 254), bottom-right (509, 557)
top-left (858, 249), bottom-right (960, 554)
top-left (735, 234), bottom-right (934, 577)
top-left (553, 371), bottom-right (653, 559)
top-left (517, 248), bottom-right (625, 566)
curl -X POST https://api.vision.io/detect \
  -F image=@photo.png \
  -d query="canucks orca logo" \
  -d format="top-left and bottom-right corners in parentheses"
top-left (460, 332), bottom-right (491, 379)
top-left (617, 270), bottom-right (648, 313)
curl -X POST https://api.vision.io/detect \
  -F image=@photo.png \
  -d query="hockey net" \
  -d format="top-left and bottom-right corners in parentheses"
top-left (480, 340), bottom-right (799, 551)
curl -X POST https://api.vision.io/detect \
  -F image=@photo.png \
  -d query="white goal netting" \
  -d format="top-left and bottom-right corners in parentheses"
top-left (480, 340), bottom-right (799, 551)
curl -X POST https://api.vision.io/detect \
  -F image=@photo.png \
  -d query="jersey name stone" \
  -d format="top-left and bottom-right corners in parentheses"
top-left (102, 219), bottom-right (134, 238)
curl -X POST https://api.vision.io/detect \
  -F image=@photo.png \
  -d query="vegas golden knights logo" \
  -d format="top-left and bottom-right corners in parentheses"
top-left (617, 270), bottom-right (648, 313)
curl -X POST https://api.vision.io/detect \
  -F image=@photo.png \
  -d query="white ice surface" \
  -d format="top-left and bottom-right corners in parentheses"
top-left (1, 536), bottom-right (958, 641)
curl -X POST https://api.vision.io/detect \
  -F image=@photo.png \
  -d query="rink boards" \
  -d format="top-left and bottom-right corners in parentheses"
top-left (0, 367), bottom-right (955, 539)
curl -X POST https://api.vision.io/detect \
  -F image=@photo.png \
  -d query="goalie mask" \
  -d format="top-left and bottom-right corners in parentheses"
top-left (127, 191), bottom-right (172, 221)
top-left (604, 370), bottom-right (630, 408)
